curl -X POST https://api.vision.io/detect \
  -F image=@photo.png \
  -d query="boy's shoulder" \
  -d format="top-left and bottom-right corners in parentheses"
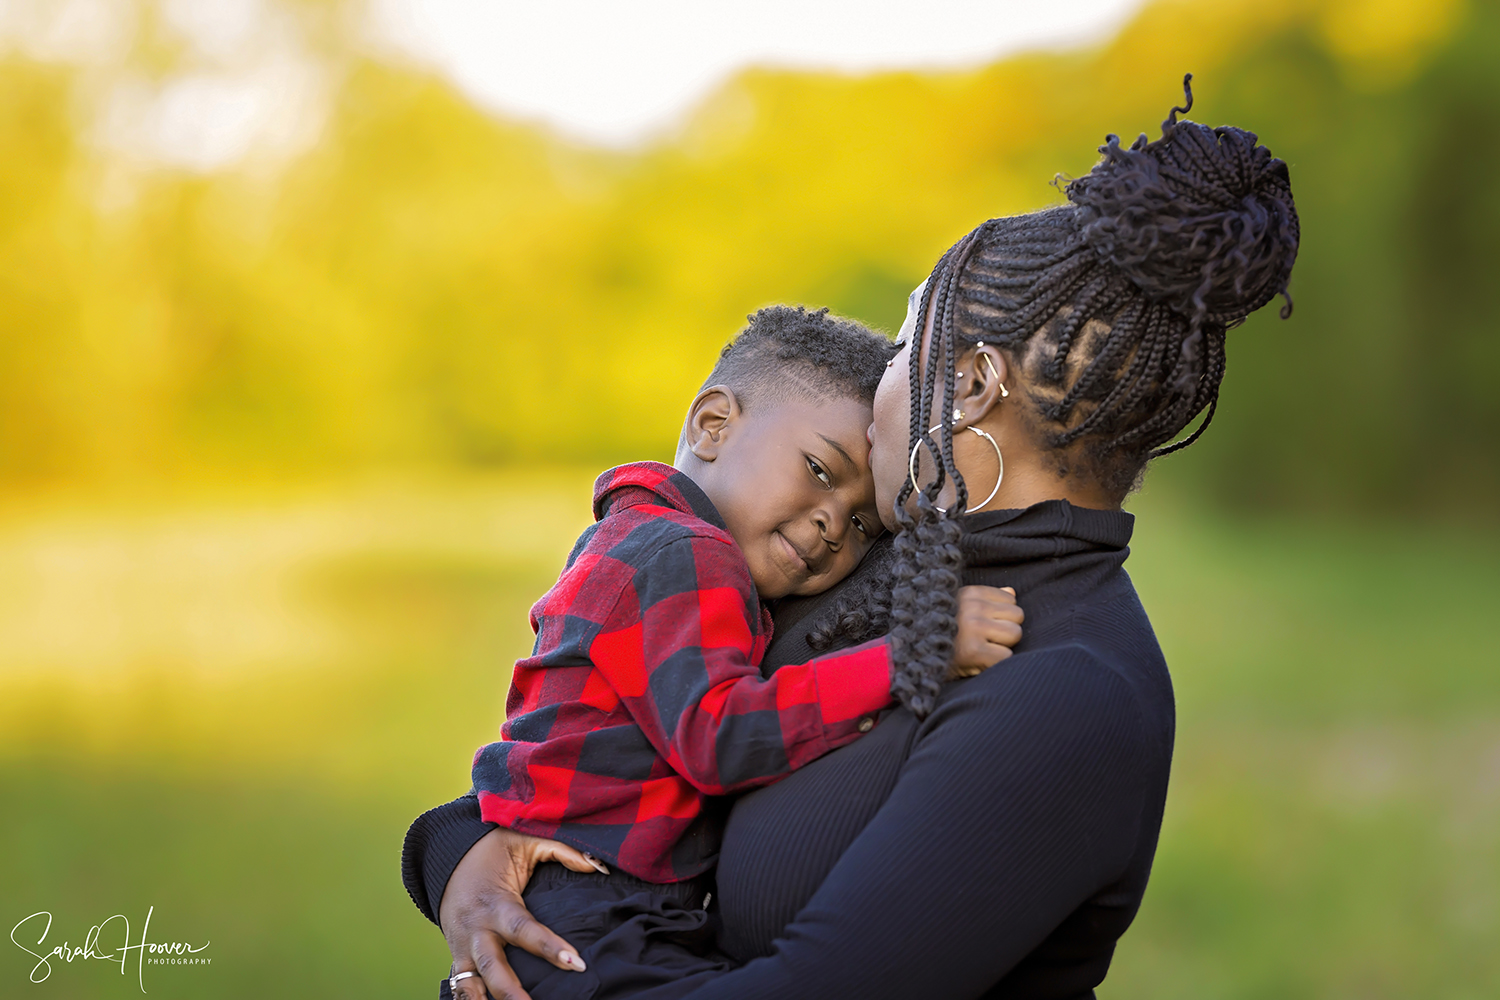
top-left (592, 496), bottom-right (735, 557)
top-left (579, 461), bottom-right (741, 568)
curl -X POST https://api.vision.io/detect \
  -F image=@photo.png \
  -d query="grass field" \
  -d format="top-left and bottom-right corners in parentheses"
top-left (1, 472), bottom-right (1496, 999)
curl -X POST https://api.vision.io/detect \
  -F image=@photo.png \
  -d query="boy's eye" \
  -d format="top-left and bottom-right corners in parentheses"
top-left (853, 516), bottom-right (871, 538)
top-left (807, 457), bottom-right (832, 488)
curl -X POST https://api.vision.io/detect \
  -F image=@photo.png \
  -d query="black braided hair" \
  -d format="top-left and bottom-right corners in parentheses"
top-left (804, 541), bottom-right (896, 654)
top-left (816, 76), bottom-right (1300, 718)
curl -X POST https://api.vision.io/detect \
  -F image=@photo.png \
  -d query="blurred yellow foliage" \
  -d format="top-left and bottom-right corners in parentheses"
top-left (1, 0), bottom-right (1497, 511)
top-left (1321, 0), bottom-right (1468, 85)
top-left (0, 2), bottom-right (1326, 480)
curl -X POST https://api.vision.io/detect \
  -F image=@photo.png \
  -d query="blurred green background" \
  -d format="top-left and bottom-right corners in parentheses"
top-left (2, 0), bottom-right (1498, 997)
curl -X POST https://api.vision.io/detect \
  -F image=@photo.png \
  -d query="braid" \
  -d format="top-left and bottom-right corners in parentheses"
top-left (938, 233), bottom-right (975, 513)
top-left (885, 495), bottom-right (964, 719)
top-left (1152, 326), bottom-right (1227, 456)
top-left (884, 229), bottom-right (986, 718)
top-left (1044, 272), bottom-right (1112, 381)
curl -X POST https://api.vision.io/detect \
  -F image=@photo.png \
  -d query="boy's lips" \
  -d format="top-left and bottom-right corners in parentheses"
top-left (774, 531), bottom-right (812, 577)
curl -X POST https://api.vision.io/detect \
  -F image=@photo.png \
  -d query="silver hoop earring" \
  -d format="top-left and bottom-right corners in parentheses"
top-left (908, 425), bottom-right (1004, 514)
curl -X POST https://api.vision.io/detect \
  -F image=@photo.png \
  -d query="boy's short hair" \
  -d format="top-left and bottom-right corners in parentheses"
top-left (701, 305), bottom-right (896, 411)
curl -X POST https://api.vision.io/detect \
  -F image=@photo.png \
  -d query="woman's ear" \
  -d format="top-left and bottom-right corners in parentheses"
top-left (683, 385), bottom-right (740, 462)
top-left (955, 345), bottom-right (1009, 427)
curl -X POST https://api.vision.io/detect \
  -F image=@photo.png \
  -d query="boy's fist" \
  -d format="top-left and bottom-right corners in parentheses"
top-left (949, 585), bottom-right (1024, 679)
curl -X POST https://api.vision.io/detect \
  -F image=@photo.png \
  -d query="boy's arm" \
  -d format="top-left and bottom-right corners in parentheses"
top-left (591, 535), bottom-right (892, 794)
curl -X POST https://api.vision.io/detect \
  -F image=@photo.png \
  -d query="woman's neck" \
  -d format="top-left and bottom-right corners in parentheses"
top-left (981, 464), bottom-right (1119, 513)
top-left (950, 423), bottom-right (1120, 514)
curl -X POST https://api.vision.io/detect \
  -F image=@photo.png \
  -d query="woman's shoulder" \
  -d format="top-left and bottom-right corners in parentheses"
top-left (928, 635), bottom-right (1175, 765)
top-left (1006, 576), bottom-right (1173, 725)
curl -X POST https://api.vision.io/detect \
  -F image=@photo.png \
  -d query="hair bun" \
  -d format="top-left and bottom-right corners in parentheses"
top-left (1065, 75), bottom-right (1300, 328)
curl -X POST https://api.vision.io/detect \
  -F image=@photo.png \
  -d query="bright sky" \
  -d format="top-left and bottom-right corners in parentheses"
top-left (368, 0), bottom-right (1150, 146)
top-left (0, 0), bottom-right (1149, 167)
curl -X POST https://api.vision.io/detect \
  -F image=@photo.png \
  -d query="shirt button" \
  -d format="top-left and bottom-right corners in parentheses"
top-left (857, 716), bottom-right (875, 733)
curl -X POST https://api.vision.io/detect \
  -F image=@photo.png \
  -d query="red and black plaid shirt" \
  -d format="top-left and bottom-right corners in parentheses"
top-left (472, 462), bottom-right (892, 883)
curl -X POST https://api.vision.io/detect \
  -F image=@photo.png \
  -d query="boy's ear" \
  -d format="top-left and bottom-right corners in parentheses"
top-left (683, 385), bottom-right (741, 462)
top-left (955, 345), bottom-right (1009, 427)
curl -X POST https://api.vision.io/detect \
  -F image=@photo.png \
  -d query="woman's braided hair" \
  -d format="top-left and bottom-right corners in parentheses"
top-left (810, 76), bottom-right (1300, 717)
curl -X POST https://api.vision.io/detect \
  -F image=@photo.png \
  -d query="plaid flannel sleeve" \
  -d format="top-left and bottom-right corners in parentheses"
top-left (589, 534), bottom-right (892, 795)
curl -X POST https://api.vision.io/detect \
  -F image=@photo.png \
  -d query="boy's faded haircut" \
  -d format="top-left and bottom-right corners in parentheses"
top-left (701, 306), bottom-right (896, 411)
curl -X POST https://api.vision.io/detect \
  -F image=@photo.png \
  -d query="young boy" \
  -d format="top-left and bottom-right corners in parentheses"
top-left (450, 307), bottom-right (1022, 999)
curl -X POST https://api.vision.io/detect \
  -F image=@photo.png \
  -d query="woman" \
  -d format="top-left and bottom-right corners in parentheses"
top-left (406, 77), bottom-right (1299, 1000)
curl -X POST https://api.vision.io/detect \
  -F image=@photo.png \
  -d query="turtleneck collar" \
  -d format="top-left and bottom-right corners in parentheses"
top-left (959, 499), bottom-right (1133, 569)
top-left (957, 500), bottom-right (1135, 646)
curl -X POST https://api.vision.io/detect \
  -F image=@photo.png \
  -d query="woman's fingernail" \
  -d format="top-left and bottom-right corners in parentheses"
top-left (582, 852), bottom-right (610, 874)
top-left (560, 950), bottom-right (586, 971)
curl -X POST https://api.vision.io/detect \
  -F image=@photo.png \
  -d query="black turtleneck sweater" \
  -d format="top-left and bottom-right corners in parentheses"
top-left (401, 500), bottom-right (1173, 1000)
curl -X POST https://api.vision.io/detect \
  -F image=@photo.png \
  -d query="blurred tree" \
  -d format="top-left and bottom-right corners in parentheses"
top-left (1, 0), bottom-right (1496, 517)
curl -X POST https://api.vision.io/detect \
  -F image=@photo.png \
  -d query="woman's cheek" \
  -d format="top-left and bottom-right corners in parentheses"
top-left (869, 435), bottom-right (905, 531)
top-left (869, 366), bottom-right (910, 505)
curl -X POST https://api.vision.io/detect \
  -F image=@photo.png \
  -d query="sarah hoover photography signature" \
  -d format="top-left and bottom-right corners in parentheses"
top-left (10, 906), bottom-right (210, 992)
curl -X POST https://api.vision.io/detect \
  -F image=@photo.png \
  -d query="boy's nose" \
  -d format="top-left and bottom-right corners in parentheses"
top-left (813, 506), bottom-right (847, 551)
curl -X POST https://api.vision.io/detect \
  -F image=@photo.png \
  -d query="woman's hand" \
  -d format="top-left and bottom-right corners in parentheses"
top-left (440, 826), bottom-right (605, 1000)
top-left (949, 585), bottom-right (1024, 679)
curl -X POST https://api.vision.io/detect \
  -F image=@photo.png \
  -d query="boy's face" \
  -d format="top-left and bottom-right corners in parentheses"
top-left (692, 394), bottom-right (884, 600)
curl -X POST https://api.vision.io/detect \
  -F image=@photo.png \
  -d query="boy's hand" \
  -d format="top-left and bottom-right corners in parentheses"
top-left (950, 585), bottom-right (1024, 679)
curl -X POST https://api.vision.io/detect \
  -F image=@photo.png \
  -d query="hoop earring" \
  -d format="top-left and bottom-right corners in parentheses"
top-left (908, 425), bottom-right (1004, 515)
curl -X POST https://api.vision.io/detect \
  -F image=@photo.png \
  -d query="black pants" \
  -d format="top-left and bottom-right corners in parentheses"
top-left (438, 863), bottom-right (735, 1000)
